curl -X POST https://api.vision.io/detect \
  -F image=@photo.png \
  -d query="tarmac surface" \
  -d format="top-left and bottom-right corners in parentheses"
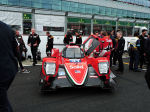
top-left (8, 59), bottom-right (150, 112)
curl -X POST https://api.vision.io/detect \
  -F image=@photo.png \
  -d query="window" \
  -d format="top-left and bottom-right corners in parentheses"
top-left (105, 8), bottom-right (111, 16)
top-left (63, 48), bottom-right (84, 59)
top-left (67, 23), bottom-right (91, 36)
top-left (85, 4), bottom-right (93, 14)
top-left (43, 26), bottom-right (64, 32)
top-left (23, 20), bottom-right (32, 34)
top-left (111, 8), bottom-right (117, 16)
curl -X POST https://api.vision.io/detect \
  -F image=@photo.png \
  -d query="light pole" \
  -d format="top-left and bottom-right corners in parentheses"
top-left (64, 12), bottom-right (68, 34)
top-left (116, 17), bottom-right (119, 32)
top-left (91, 14), bottom-right (95, 34)
top-left (132, 14), bottom-right (136, 36)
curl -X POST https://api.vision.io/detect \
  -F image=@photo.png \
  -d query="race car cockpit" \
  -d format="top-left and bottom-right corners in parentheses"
top-left (62, 47), bottom-right (84, 59)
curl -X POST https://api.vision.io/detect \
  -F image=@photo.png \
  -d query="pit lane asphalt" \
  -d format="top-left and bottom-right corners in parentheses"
top-left (8, 59), bottom-right (150, 112)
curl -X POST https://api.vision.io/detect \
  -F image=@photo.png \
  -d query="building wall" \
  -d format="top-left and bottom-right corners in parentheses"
top-left (0, 0), bottom-right (150, 20)
top-left (35, 14), bottom-right (65, 36)
top-left (65, 0), bottom-right (150, 13)
top-left (0, 11), bottom-right (23, 33)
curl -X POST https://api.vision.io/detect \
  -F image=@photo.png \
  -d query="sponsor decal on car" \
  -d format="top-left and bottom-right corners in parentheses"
top-left (69, 59), bottom-right (81, 63)
top-left (75, 70), bottom-right (81, 73)
top-left (65, 63), bottom-right (88, 85)
top-left (70, 65), bottom-right (84, 69)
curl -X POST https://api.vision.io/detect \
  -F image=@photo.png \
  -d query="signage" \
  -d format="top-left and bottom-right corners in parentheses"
top-left (23, 13), bottom-right (32, 20)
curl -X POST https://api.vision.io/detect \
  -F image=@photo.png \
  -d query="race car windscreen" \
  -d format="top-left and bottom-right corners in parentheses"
top-left (63, 48), bottom-right (84, 59)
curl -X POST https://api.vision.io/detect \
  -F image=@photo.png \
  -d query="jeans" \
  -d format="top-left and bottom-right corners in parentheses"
top-left (17, 50), bottom-right (24, 70)
top-left (129, 50), bottom-right (139, 70)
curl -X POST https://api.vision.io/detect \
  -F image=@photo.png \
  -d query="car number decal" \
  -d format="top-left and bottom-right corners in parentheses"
top-left (69, 59), bottom-right (81, 63)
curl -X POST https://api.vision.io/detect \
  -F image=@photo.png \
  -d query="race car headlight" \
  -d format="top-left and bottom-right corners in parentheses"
top-left (98, 62), bottom-right (109, 74)
top-left (44, 62), bottom-right (56, 75)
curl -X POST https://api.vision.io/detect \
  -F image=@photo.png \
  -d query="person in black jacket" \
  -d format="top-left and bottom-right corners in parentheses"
top-left (75, 32), bottom-right (82, 46)
top-left (139, 29), bottom-right (148, 69)
top-left (46, 32), bottom-right (54, 56)
top-left (0, 21), bottom-right (18, 112)
top-left (110, 30), bottom-right (116, 67)
top-left (115, 31), bottom-right (125, 73)
top-left (15, 30), bottom-right (29, 73)
top-left (28, 28), bottom-right (41, 66)
top-left (144, 36), bottom-right (150, 89)
top-left (64, 31), bottom-right (73, 44)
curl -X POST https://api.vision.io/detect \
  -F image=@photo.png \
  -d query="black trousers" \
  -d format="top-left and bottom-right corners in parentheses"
top-left (31, 47), bottom-right (37, 63)
top-left (16, 50), bottom-right (24, 70)
top-left (112, 51), bottom-right (118, 65)
top-left (0, 77), bottom-right (15, 112)
top-left (46, 47), bottom-right (53, 56)
top-left (139, 53), bottom-right (145, 68)
top-left (110, 51), bottom-right (115, 67)
top-left (129, 50), bottom-right (139, 70)
top-left (116, 53), bottom-right (124, 72)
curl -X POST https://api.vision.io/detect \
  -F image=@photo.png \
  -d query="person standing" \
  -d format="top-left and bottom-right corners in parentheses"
top-left (46, 32), bottom-right (54, 56)
top-left (139, 29), bottom-right (148, 69)
top-left (115, 31), bottom-right (125, 73)
top-left (15, 30), bottom-right (29, 73)
top-left (129, 37), bottom-right (141, 72)
top-left (144, 36), bottom-right (150, 89)
top-left (75, 32), bottom-right (82, 46)
top-left (110, 30), bottom-right (116, 67)
top-left (28, 28), bottom-right (41, 66)
top-left (0, 21), bottom-right (18, 112)
top-left (94, 31), bottom-right (99, 37)
top-left (64, 31), bottom-right (73, 44)
top-left (99, 30), bottom-right (104, 38)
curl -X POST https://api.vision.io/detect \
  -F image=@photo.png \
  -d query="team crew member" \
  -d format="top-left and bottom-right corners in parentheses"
top-left (0, 21), bottom-right (18, 112)
top-left (95, 31), bottom-right (99, 38)
top-left (129, 37), bottom-right (141, 72)
top-left (64, 31), bottom-right (73, 44)
top-left (139, 29), bottom-right (148, 69)
top-left (46, 32), bottom-right (54, 56)
top-left (94, 31), bottom-right (112, 59)
top-left (115, 31), bottom-right (125, 73)
top-left (110, 30), bottom-right (116, 67)
top-left (28, 28), bottom-right (41, 66)
top-left (75, 32), bottom-right (82, 46)
top-left (15, 31), bottom-right (29, 73)
top-left (144, 36), bottom-right (150, 89)
top-left (99, 32), bottom-right (113, 60)
top-left (99, 30), bottom-right (104, 38)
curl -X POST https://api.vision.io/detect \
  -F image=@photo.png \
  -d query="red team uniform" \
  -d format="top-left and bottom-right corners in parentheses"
top-left (94, 35), bottom-right (113, 60)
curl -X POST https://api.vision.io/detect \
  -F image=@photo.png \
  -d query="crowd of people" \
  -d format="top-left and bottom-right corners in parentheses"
top-left (63, 29), bottom-right (126, 73)
top-left (11, 26), bottom-right (150, 75)
top-left (128, 29), bottom-right (150, 73)
top-left (1, 19), bottom-right (150, 111)
top-left (94, 30), bottom-right (125, 73)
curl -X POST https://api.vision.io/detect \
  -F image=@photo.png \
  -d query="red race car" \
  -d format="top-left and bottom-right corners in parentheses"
top-left (40, 35), bottom-right (116, 92)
